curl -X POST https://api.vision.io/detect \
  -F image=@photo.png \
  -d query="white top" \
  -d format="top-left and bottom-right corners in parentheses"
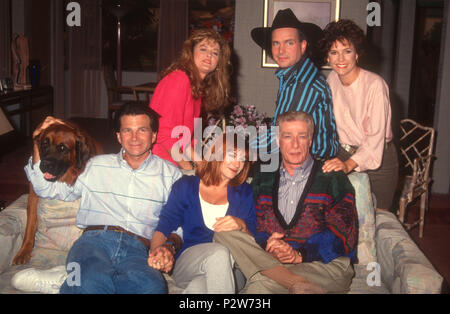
top-left (199, 192), bottom-right (229, 230)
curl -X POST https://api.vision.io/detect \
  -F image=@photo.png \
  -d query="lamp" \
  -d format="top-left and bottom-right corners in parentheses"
top-left (106, 2), bottom-right (132, 87)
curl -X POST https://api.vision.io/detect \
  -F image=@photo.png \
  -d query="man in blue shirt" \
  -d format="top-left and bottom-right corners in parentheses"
top-left (251, 8), bottom-right (339, 160)
top-left (24, 103), bottom-right (182, 293)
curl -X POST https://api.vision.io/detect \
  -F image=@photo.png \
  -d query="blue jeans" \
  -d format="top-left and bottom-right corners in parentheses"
top-left (59, 229), bottom-right (166, 294)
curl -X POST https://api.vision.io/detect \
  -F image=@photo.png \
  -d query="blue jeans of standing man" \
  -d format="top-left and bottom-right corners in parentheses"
top-left (59, 229), bottom-right (166, 294)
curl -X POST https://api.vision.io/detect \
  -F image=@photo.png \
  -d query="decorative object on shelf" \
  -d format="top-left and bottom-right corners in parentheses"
top-left (11, 33), bottom-right (31, 90)
top-left (0, 78), bottom-right (14, 92)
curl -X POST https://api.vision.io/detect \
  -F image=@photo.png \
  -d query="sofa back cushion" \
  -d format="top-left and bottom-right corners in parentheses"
top-left (348, 172), bottom-right (377, 265)
top-left (35, 198), bottom-right (82, 252)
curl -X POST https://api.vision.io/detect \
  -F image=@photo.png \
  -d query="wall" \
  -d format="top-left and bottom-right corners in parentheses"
top-left (11, 0), bottom-right (25, 34)
top-left (433, 0), bottom-right (450, 194)
top-left (233, 0), bottom-right (368, 116)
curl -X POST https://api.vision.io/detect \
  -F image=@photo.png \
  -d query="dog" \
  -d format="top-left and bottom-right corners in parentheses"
top-left (12, 120), bottom-right (102, 265)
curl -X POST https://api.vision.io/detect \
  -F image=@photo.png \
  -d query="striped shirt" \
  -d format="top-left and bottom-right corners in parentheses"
top-left (255, 57), bottom-right (339, 160)
top-left (24, 149), bottom-right (182, 240)
top-left (278, 155), bottom-right (314, 224)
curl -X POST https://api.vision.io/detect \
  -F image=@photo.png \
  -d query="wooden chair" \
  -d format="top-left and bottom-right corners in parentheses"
top-left (131, 83), bottom-right (157, 102)
top-left (102, 65), bottom-right (133, 127)
top-left (397, 119), bottom-right (435, 238)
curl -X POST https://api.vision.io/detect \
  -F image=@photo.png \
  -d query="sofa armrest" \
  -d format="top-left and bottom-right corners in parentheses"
top-left (0, 195), bottom-right (28, 274)
top-left (375, 210), bottom-right (443, 293)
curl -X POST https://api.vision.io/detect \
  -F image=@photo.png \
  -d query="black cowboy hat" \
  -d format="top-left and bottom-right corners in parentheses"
top-left (251, 8), bottom-right (324, 63)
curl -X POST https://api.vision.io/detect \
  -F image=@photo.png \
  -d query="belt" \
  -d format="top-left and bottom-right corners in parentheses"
top-left (341, 141), bottom-right (393, 156)
top-left (83, 225), bottom-right (151, 250)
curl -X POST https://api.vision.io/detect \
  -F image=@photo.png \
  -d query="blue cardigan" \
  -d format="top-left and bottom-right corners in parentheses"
top-left (156, 175), bottom-right (257, 258)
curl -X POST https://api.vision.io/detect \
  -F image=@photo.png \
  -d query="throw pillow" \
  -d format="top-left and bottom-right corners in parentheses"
top-left (35, 197), bottom-right (82, 252)
top-left (348, 172), bottom-right (377, 265)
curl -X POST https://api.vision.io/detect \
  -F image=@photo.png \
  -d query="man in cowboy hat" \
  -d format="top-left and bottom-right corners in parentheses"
top-left (251, 8), bottom-right (339, 160)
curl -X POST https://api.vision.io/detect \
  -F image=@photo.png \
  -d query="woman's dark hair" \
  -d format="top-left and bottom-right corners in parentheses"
top-left (115, 102), bottom-right (160, 133)
top-left (320, 19), bottom-right (366, 59)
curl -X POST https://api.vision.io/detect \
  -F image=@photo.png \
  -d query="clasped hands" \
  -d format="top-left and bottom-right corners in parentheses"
top-left (148, 216), bottom-right (247, 273)
top-left (148, 245), bottom-right (175, 273)
top-left (266, 232), bottom-right (302, 264)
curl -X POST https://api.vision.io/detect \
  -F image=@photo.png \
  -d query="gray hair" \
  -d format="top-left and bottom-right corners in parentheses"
top-left (275, 111), bottom-right (315, 139)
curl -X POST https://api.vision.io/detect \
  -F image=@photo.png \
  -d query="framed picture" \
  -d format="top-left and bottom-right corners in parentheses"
top-left (262, 0), bottom-right (340, 68)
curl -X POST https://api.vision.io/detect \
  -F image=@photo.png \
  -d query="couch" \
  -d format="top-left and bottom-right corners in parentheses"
top-left (0, 173), bottom-right (443, 294)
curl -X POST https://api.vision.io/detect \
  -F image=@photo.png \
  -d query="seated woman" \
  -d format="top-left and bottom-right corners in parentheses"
top-left (321, 19), bottom-right (399, 211)
top-left (149, 29), bottom-right (231, 170)
top-left (148, 133), bottom-right (256, 293)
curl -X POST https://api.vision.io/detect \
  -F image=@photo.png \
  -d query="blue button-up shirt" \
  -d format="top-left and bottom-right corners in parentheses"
top-left (253, 57), bottom-right (339, 160)
top-left (25, 149), bottom-right (182, 240)
top-left (274, 57), bottom-right (339, 159)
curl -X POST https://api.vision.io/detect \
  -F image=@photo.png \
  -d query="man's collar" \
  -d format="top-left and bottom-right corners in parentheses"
top-left (276, 56), bottom-right (310, 79)
top-left (280, 154), bottom-right (313, 178)
top-left (118, 148), bottom-right (154, 170)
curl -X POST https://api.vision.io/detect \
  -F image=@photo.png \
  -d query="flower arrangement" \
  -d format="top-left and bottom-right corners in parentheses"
top-left (203, 104), bottom-right (269, 153)
top-left (207, 104), bottom-right (269, 136)
top-left (228, 104), bottom-right (267, 130)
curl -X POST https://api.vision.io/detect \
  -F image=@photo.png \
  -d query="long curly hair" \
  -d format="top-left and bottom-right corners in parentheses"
top-left (161, 28), bottom-right (232, 118)
top-left (320, 19), bottom-right (366, 60)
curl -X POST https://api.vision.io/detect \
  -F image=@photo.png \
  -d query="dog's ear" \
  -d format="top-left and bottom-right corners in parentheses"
top-left (74, 130), bottom-right (94, 170)
top-left (31, 130), bottom-right (44, 170)
top-left (75, 140), bottom-right (91, 169)
top-left (73, 125), bottom-right (100, 169)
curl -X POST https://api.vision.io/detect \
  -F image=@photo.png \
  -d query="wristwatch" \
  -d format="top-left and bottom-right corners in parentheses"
top-left (163, 240), bottom-right (177, 254)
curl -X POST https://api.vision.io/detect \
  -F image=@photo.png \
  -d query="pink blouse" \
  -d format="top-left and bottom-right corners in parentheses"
top-left (149, 70), bottom-right (202, 166)
top-left (327, 69), bottom-right (393, 172)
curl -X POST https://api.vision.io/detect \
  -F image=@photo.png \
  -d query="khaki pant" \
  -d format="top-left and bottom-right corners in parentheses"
top-left (214, 231), bottom-right (354, 294)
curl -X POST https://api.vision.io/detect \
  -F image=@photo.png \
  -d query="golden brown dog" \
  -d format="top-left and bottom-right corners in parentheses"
top-left (12, 120), bottom-right (102, 265)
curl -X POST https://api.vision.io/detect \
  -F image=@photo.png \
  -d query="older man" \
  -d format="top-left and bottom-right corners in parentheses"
top-left (251, 8), bottom-right (339, 160)
top-left (214, 111), bottom-right (358, 294)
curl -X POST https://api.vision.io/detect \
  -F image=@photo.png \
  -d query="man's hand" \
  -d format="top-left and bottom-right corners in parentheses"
top-left (266, 232), bottom-right (302, 264)
top-left (148, 245), bottom-right (175, 273)
top-left (33, 116), bottom-right (65, 139)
